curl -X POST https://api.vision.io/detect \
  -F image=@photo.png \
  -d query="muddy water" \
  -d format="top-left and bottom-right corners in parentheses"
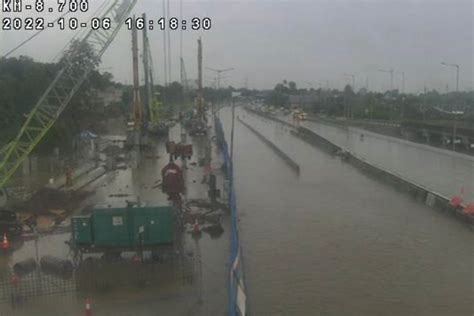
top-left (220, 108), bottom-right (473, 316)
top-left (1, 122), bottom-right (229, 315)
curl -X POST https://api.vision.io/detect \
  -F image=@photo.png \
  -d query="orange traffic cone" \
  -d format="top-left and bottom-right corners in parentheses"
top-left (464, 203), bottom-right (474, 216)
top-left (85, 298), bottom-right (92, 316)
top-left (1, 233), bottom-right (9, 249)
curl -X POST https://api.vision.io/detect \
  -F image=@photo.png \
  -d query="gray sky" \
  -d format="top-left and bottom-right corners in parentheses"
top-left (1, 0), bottom-right (472, 92)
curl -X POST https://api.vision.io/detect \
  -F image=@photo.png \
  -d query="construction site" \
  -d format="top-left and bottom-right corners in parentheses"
top-left (0, 1), bottom-right (236, 314)
top-left (1, 0), bottom-right (473, 315)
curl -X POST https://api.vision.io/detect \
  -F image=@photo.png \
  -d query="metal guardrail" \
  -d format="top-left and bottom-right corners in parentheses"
top-left (215, 117), bottom-right (246, 316)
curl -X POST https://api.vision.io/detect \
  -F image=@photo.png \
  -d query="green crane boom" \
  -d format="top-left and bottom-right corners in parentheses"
top-left (0, 0), bottom-right (137, 189)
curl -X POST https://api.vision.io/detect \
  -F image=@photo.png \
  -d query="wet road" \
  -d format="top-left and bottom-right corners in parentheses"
top-left (1, 121), bottom-right (229, 315)
top-left (298, 118), bottom-right (474, 203)
top-left (220, 107), bottom-right (473, 316)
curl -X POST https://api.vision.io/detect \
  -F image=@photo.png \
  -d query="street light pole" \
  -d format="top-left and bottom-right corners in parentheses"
top-left (397, 71), bottom-right (405, 94)
top-left (343, 73), bottom-right (356, 91)
top-left (441, 62), bottom-right (460, 92)
top-left (230, 97), bottom-right (235, 161)
top-left (343, 74), bottom-right (355, 119)
top-left (378, 68), bottom-right (394, 91)
top-left (433, 107), bottom-right (463, 151)
top-left (206, 67), bottom-right (234, 89)
top-left (453, 116), bottom-right (457, 151)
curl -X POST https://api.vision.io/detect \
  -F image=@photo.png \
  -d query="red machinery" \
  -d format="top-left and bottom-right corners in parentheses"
top-left (166, 141), bottom-right (193, 160)
top-left (161, 162), bottom-right (185, 204)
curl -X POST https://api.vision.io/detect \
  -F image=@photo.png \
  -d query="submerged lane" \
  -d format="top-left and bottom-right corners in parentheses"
top-left (220, 107), bottom-right (473, 316)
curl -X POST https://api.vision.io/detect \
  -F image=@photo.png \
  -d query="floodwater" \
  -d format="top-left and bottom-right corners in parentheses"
top-left (220, 107), bottom-right (473, 316)
top-left (298, 118), bottom-right (474, 203)
top-left (1, 121), bottom-right (229, 315)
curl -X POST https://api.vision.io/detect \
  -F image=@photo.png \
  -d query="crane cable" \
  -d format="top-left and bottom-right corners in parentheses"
top-left (2, 0), bottom-right (111, 60)
top-left (2, 11), bottom-right (71, 59)
top-left (52, 0), bottom-right (111, 62)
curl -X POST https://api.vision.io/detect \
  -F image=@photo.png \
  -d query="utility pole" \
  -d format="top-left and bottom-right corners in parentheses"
top-left (179, 0), bottom-right (183, 63)
top-left (441, 62), bottom-right (459, 92)
top-left (131, 16), bottom-right (142, 130)
top-left (162, 0), bottom-right (168, 86)
top-left (319, 81), bottom-right (328, 110)
top-left (206, 67), bottom-right (234, 89)
top-left (433, 107), bottom-right (464, 151)
top-left (179, 0), bottom-right (186, 91)
top-left (378, 68), bottom-right (394, 91)
top-left (230, 97), bottom-right (235, 161)
top-left (180, 57), bottom-right (188, 108)
top-left (167, 0), bottom-right (172, 83)
top-left (397, 71), bottom-right (405, 93)
top-left (142, 13), bottom-right (151, 124)
top-left (197, 38), bottom-right (203, 116)
top-left (422, 86), bottom-right (426, 121)
top-left (343, 74), bottom-right (355, 119)
top-left (343, 73), bottom-right (355, 91)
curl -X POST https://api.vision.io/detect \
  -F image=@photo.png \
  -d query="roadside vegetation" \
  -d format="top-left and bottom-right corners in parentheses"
top-left (265, 80), bottom-right (474, 129)
top-left (0, 53), bottom-right (117, 152)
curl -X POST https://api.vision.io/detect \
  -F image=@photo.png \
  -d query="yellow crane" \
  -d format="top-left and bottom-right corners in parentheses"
top-left (0, 0), bottom-right (137, 201)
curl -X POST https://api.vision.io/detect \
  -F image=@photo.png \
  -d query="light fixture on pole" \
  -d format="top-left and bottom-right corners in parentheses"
top-left (206, 67), bottom-right (234, 89)
top-left (441, 62), bottom-right (459, 92)
top-left (343, 73), bottom-right (355, 91)
top-left (378, 68), bottom-right (394, 91)
top-left (396, 71), bottom-right (405, 93)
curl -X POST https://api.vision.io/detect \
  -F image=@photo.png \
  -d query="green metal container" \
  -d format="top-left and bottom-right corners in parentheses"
top-left (71, 216), bottom-right (93, 245)
top-left (130, 207), bottom-right (174, 246)
top-left (71, 206), bottom-right (175, 249)
top-left (91, 208), bottom-right (132, 248)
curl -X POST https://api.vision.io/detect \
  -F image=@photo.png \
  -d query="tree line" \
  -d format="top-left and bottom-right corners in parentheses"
top-left (265, 80), bottom-right (474, 124)
top-left (0, 51), bottom-right (115, 152)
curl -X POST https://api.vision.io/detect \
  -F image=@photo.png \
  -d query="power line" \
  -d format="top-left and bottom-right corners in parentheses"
top-left (206, 67), bottom-right (234, 89)
top-left (4, 0), bottom-right (112, 60)
top-left (2, 11), bottom-right (71, 59)
top-left (52, 0), bottom-right (111, 62)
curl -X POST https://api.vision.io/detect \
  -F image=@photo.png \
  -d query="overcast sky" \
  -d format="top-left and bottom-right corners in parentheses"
top-left (1, 0), bottom-right (472, 92)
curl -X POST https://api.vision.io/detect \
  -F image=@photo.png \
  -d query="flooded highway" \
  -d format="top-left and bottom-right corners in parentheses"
top-left (220, 107), bottom-right (473, 315)
top-left (297, 118), bottom-right (474, 203)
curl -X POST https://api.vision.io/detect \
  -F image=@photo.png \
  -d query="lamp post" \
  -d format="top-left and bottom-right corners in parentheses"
top-left (206, 67), bottom-right (234, 90)
top-left (441, 62), bottom-right (459, 92)
top-left (343, 73), bottom-right (356, 91)
top-left (343, 74), bottom-right (355, 119)
top-left (230, 92), bottom-right (241, 161)
top-left (378, 68), bottom-right (394, 91)
top-left (396, 71), bottom-right (405, 94)
top-left (434, 107), bottom-right (464, 151)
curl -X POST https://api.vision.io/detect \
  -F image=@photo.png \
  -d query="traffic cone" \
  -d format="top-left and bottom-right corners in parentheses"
top-left (449, 195), bottom-right (463, 207)
top-left (85, 298), bottom-right (92, 316)
top-left (463, 203), bottom-right (474, 216)
top-left (1, 233), bottom-right (9, 249)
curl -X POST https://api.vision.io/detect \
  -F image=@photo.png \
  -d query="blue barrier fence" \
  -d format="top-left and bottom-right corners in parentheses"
top-left (215, 117), bottom-right (246, 316)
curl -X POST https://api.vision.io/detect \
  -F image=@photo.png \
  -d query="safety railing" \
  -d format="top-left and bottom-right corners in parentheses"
top-left (215, 117), bottom-right (246, 316)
